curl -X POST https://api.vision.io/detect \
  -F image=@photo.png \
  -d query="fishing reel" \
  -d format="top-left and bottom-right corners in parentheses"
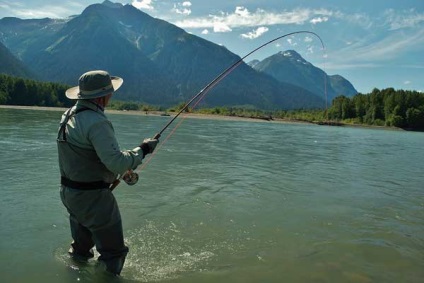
top-left (122, 171), bottom-right (139, 186)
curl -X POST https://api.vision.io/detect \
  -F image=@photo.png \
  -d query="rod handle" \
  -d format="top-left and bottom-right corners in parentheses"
top-left (110, 179), bottom-right (121, 191)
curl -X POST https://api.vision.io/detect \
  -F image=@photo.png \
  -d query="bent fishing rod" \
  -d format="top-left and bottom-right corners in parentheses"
top-left (111, 30), bottom-right (325, 190)
top-left (153, 30), bottom-right (325, 140)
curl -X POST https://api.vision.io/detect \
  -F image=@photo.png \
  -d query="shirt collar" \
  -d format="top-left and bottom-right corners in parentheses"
top-left (76, 99), bottom-right (105, 113)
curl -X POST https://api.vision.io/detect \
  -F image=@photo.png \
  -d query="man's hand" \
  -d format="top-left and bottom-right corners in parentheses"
top-left (140, 138), bottom-right (159, 157)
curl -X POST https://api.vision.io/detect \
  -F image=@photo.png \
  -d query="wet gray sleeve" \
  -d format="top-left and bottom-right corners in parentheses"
top-left (88, 120), bottom-right (144, 175)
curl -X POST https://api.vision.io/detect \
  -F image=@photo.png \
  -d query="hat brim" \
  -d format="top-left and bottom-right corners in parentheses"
top-left (65, 76), bottom-right (123, 100)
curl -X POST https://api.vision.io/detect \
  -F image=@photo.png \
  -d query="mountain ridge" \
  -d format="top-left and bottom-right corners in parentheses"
top-left (0, 41), bottom-right (35, 78)
top-left (0, 1), bottom-right (355, 109)
top-left (249, 50), bottom-right (357, 101)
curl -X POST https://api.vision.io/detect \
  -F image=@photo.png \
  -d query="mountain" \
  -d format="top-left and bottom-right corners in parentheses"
top-left (249, 50), bottom-right (358, 101)
top-left (0, 41), bottom-right (35, 78)
top-left (0, 1), bottom-right (327, 109)
top-left (328, 74), bottom-right (358, 98)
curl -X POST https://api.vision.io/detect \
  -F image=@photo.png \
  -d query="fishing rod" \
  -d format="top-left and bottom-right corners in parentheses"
top-left (153, 30), bottom-right (325, 140)
top-left (111, 30), bottom-right (326, 190)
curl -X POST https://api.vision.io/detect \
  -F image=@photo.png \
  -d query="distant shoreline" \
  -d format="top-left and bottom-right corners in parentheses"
top-left (0, 104), bottom-right (404, 131)
top-left (0, 104), bottom-right (303, 125)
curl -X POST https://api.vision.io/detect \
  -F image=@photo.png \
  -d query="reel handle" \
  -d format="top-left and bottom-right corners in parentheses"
top-left (122, 171), bottom-right (139, 186)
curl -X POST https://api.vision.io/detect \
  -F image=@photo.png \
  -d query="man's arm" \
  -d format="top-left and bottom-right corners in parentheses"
top-left (88, 120), bottom-right (144, 175)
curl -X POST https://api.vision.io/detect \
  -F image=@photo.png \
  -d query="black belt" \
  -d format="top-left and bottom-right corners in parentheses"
top-left (61, 176), bottom-right (111, 190)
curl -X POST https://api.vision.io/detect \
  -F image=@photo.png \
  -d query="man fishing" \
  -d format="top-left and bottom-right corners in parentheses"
top-left (57, 70), bottom-right (158, 275)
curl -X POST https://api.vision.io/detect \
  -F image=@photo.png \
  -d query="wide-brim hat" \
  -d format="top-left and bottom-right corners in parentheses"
top-left (65, 70), bottom-right (123, 100)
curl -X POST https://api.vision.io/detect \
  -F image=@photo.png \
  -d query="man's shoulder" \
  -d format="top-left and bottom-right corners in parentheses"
top-left (78, 109), bottom-right (109, 126)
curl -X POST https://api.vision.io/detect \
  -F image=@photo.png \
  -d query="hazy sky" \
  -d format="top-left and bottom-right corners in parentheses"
top-left (1, 0), bottom-right (423, 93)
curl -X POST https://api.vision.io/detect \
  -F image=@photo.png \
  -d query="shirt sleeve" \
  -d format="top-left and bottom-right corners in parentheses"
top-left (87, 119), bottom-right (144, 175)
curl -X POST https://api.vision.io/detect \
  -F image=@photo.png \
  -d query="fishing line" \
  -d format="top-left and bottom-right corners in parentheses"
top-left (138, 78), bottom-right (211, 171)
top-left (149, 30), bottom-right (326, 158)
top-left (113, 30), bottom-right (327, 190)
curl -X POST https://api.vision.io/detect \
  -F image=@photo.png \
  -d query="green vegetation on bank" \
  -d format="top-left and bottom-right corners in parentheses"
top-left (192, 88), bottom-right (424, 130)
top-left (108, 100), bottom-right (161, 112)
top-left (328, 88), bottom-right (424, 130)
top-left (1, 74), bottom-right (423, 130)
top-left (0, 74), bottom-right (72, 107)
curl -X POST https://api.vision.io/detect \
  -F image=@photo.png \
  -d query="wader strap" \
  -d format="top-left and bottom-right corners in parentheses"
top-left (61, 176), bottom-right (111, 190)
top-left (57, 107), bottom-right (93, 142)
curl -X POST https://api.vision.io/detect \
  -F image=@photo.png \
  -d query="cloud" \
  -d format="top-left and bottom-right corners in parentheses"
top-left (342, 12), bottom-right (373, 29)
top-left (235, 6), bottom-right (250, 17)
top-left (173, 7), bottom-right (333, 30)
top-left (9, 9), bottom-right (58, 19)
top-left (174, 7), bottom-right (191, 15)
top-left (0, 1), bottom-right (84, 19)
top-left (0, 2), bottom-right (16, 10)
top-left (401, 64), bottom-right (424, 69)
top-left (241, 26), bottom-right (269, 39)
top-left (337, 8), bottom-right (424, 31)
top-left (323, 62), bottom-right (382, 70)
top-left (384, 8), bottom-right (424, 30)
top-left (173, 1), bottom-right (192, 16)
top-left (287, 38), bottom-right (298, 47)
top-left (132, 0), bottom-right (154, 10)
top-left (310, 16), bottom-right (328, 24)
top-left (356, 29), bottom-right (423, 61)
top-left (304, 36), bottom-right (313, 43)
top-left (325, 26), bottom-right (424, 71)
top-left (317, 7), bottom-right (424, 72)
top-left (213, 22), bottom-right (232, 33)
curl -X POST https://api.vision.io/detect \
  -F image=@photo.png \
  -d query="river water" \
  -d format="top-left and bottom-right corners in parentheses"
top-left (0, 107), bottom-right (423, 283)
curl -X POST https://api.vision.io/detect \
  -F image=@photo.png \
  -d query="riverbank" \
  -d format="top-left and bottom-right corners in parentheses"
top-left (0, 105), bottom-right (305, 125)
top-left (0, 104), bottom-right (403, 131)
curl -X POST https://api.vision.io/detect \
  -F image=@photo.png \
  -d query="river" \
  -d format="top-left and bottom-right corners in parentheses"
top-left (0, 107), bottom-right (423, 282)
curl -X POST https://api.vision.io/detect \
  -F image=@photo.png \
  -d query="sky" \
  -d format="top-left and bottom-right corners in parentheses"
top-left (0, 0), bottom-right (423, 93)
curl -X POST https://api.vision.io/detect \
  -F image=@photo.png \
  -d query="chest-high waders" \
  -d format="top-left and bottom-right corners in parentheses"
top-left (57, 107), bottom-right (114, 189)
top-left (58, 107), bottom-right (129, 275)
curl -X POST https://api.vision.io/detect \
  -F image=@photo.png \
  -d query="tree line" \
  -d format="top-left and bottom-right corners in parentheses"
top-left (193, 88), bottom-right (424, 130)
top-left (0, 74), bottom-right (72, 107)
top-left (327, 88), bottom-right (424, 129)
top-left (1, 73), bottom-right (423, 130)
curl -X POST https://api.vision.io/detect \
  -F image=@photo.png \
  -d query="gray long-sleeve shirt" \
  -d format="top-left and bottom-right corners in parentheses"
top-left (58, 100), bottom-right (143, 183)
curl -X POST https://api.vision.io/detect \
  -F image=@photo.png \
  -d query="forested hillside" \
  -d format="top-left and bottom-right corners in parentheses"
top-left (0, 74), bottom-right (72, 107)
top-left (1, 73), bottom-right (423, 130)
